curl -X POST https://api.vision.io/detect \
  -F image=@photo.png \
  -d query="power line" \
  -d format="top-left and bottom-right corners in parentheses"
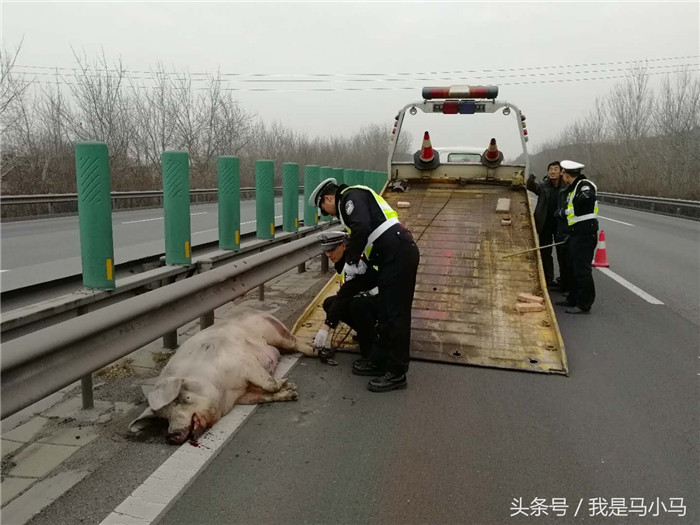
top-left (22, 67), bottom-right (698, 93)
top-left (12, 54), bottom-right (699, 81)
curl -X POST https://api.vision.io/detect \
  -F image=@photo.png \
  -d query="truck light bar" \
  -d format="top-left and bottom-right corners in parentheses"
top-left (422, 85), bottom-right (499, 100)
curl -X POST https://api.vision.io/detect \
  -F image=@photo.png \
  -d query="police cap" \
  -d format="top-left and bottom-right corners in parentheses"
top-left (319, 230), bottom-right (347, 251)
top-left (560, 160), bottom-right (585, 173)
top-left (308, 178), bottom-right (338, 209)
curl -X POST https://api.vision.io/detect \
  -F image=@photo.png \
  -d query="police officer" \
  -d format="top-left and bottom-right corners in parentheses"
top-left (555, 160), bottom-right (599, 314)
top-left (312, 231), bottom-right (383, 372)
top-left (309, 178), bottom-right (420, 392)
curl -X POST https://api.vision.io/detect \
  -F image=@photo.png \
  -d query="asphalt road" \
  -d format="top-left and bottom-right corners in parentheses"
top-left (14, 204), bottom-right (700, 524)
top-left (0, 197), bottom-right (307, 292)
top-left (156, 205), bottom-right (699, 525)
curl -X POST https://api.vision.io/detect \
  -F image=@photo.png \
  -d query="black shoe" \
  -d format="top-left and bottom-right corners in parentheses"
top-left (352, 361), bottom-right (385, 376)
top-left (565, 307), bottom-right (590, 314)
top-left (367, 372), bottom-right (407, 392)
top-left (352, 357), bottom-right (370, 369)
top-left (555, 300), bottom-right (575, 307)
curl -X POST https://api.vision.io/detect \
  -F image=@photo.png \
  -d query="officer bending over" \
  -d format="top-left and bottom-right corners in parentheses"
top-left (309, 178), bottom-right (420, 392)
top-left (555, 160), bottom-right (599, 314)
top-left (313, 231), bottom-right (382, 370)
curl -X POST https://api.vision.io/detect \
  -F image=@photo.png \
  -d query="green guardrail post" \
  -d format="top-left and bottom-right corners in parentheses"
top-left (356, 169), bottom-right (365, 187)
top-left (162, 151), bottom-right (192, 265)
top-left (256, 160), bottom-right (275, 239)
top-left (319, 166), bottom-right (333, 222)
top-left (75, 142), bottom-right (115, 290)
top-left (218, 156), bottom-right (240, 250)
top-left (334, 167), bottom-right (344, 186)
top-left (343, 169), bottom-right (353, 188)
top-left (304, 165), bottom-right (320, 227)
top-left (283, 162), bottom-right (299, 232)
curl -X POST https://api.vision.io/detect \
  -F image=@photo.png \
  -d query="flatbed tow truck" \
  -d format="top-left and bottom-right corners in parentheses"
top-left (295, 85), bottom-right (567, 375)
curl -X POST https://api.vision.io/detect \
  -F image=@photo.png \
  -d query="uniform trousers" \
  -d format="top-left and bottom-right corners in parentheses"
top-left (566, 232), bottom-right (597, 311)
top-left (323, 295), bottom-right (378, 358)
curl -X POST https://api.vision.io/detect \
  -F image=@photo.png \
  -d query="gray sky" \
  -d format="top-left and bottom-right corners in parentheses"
top-left (3, 1), bottom-right (699, 159)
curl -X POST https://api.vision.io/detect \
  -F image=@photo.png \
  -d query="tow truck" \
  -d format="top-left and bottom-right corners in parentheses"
top-left (295, 85), bottom-right (567, 374)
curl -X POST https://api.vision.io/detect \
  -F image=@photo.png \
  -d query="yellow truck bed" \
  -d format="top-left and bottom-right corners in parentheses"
top-left (294, 180), bottom-right (567, 375)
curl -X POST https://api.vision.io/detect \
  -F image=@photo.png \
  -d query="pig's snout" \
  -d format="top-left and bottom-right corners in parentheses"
top-left (167, 429), bottom-right (189, 445)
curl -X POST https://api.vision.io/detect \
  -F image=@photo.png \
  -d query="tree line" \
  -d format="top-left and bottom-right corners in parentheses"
top-left (0, 45), bottom-right (411, 195)
top-left (525, 66), bottom-right (699, 200)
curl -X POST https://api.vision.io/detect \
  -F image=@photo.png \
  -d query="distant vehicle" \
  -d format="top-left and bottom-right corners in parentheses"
top-left (433, 146), bottom-right (483, 164)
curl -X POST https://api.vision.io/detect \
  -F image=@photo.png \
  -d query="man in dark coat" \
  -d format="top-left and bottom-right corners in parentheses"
top-left (527, 161), bottom-right (563, 287)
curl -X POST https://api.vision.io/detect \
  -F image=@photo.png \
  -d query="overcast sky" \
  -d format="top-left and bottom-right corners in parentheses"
top-left (3, 1), bottom-right (699, 160)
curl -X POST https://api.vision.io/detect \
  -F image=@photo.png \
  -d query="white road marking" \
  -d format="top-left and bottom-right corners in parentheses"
top-left (192, 228), bottom-right (217, 235)
top-left (0, 269), bottom-right (8, 273)
top-left (122, 212), bottom-right (207, 225)
top-left (597, 267), bottom-right (664, 304)
top-left (100, 354), bottom-right (301, 525)
top-left (122, 217), bottom-right (163, 224)
top-left (598, 215), bottom-right (634, 226)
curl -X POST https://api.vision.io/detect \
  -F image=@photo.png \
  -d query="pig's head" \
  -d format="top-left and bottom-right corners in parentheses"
top-left (129, 377), bottom-right (223, 444)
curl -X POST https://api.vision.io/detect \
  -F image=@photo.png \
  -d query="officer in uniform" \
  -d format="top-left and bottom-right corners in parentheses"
top-left (312, 231), bottom-right (383, 371)
top-left (309, 178), bottom-right (420, 392)
top-left (555, 160), bottom-right (599, 314)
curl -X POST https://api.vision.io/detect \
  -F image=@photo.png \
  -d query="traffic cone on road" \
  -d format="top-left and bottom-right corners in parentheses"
top-left (413, 131), bottom-right (440, 170)
top-left (592, 230), bottom-right (610, 268)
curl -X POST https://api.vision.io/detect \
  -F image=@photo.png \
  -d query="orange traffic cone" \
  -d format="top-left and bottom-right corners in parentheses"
top-left (481, 138), bottom-right (504, 168)
top-left (420, 131), bottom-right (435, 162)
top-left (413, 131), bottom-right (440, 170)
top-left (592, 230), bottom-right (610, 268)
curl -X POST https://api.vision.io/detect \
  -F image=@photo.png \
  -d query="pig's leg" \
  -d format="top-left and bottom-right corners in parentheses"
top-left (236, 385), bottom-right (298, 404)
top-left (261, 314), bottom-right (315, 356)
top-left (245, 362), bottom-right (286, 393)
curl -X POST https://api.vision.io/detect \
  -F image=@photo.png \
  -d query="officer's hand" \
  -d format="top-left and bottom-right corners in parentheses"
top-left (343, 261), bottom-right (367, 281)
top-left (527, 173), bottom-right (536, 183)
top-left (312, 329), bottom-right (328, 353)
top-left (356, 259), bottom-right (368, 275)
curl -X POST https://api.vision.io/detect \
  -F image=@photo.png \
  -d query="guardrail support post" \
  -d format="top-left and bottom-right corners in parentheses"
top-left (283, 163), bottom-right (299, 232)
top-left (162, 151), bottom-right (192, 265)
top-left (258, 284), bottom-right (265, 301)
top-left (199, 261), bottom-right (215, 329)
top-left (321, 254), bottom-right (329, 273)
top-left (218, 156), bottom-right (241, 250)
top-left (304, 165), bottom-right (320, 227)
top-left (81, 376), bottom-right (94, 409)
top-left (75, 142), bottom-right (115, 290)
top-left (297, 262), bottom-right (306, 273)
top-left (256, 160), bottom-right (275, 239)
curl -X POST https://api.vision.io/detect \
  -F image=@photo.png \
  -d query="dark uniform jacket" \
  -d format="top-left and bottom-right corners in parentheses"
top-left (334, 184), bottom-right (408, 266)
top-left (324, 254), bottom-right (378, 329)
top-left (559, 175), bottom-right (599, 235)
top-left (527, 175), bottom-right (563, 233)
top-left (554, 184), bottom-right (571, 242)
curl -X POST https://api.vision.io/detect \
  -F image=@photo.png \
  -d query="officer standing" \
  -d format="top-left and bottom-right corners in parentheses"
top-left (555, 160), bottom-right (599, 314)
top-left (313, 231), bottom-right (383, 372)
top-left (309, 178), bottom-right (420, 392)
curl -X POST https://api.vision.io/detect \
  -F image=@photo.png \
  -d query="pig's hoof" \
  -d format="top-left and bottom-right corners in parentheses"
top-left (282, 380), bottom-right (297, 391)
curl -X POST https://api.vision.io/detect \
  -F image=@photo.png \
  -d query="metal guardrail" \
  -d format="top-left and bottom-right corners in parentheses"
top-left (597, 192), bottom-right (700, 221)
top-left (0, 187), bottom-right (305, 219)
top-left (1, 223), bottom-right (333, 341)
top-left (0, 233), bottom-right (329, 419)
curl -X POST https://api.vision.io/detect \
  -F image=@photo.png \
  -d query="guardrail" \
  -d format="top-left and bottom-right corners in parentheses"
top-left (0, 233), bottom-right (331, 419)
top-left (0, 187), bottom-right (302, 219)
top-left (1, 223), bottom-right (334, 342)
top-left (597, 192), bottom-right (700, 221)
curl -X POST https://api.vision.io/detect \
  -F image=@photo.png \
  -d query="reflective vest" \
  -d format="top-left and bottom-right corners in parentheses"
top-left (338, 185), bottom-right (400, 258)
top-left (566, 178), bottom-right (598, 226)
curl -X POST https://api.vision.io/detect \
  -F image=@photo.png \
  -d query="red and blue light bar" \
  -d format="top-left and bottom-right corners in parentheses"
top-left (422, 85), bottom-right (499, 100)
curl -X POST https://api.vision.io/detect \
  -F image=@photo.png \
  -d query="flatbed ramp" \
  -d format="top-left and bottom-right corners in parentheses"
top-left (294, 181), bottom-right (567, 375)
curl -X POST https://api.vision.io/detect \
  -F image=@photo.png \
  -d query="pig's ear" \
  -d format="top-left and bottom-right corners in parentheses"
top-left (129, 407), bottom-right (159, 433)
top-left (147, 377), bottom-right (184, 411)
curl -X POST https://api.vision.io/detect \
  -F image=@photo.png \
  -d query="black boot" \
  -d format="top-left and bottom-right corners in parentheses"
top-left (367, 372), bottom-right (407, 392)
top-left (352, 360), bottom-right (385, 376)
